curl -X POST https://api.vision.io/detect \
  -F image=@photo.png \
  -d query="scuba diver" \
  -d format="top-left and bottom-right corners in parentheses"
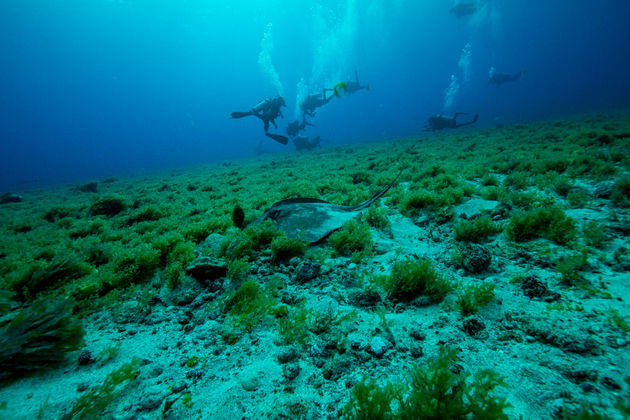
top-left (293, 135), bottom-right (324, 152)
top-left (286, 116), bottom-right (313, 137)
top-left (326, 70), bottom-right (369, 96)
top-left (230, 96), bottom-right (289, 144)
top-left (346, 70), bottom-right (369, 94)
top-left (300, 90), bottom-right (335, 119)
top-left (426, 113), bottom-right (478, 131)
top-left (450, 0), bottom-right (477, 18)
top-left (488, 67), bottom-right (523, 85)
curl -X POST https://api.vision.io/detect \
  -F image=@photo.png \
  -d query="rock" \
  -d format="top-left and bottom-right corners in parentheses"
top-left (462, 317), bottom-right (486, 337)
top-left (90, 195), bottom-right (126, 216)
top-left (0, 192), bottom-right (22, 204)
top-left (138, 386), bottom-right (168, 412)
top-left (321, 354), bottom-right (354, 381)
top-left (368, 336), bottom-right (392, 358)
top-left (78, 349), bottom-right (95, 366)
top-left (282, 362), bottom-right (300, 381)
top-left (409, 328), bottom-right (426, 341)
top-left (460, 243), bottom-right (491, 273)
top-left (454, 199), bottom-right (499, 219)
top-left (202, 233), bottom-right (225, 256)
top-left (239, 374), bottom-right (261, 391)
top-left (409, 344), bottom-right (424, 358)
top-left (277, 347), bottom-right (299, 364)
top-left (294, 261), bottom-right (321, 283)
top-left (76, 382), bottom-right (90, 392)
top-left (520, 275), bottom-right (560, 301)
top-left (185, 369), bottom-right (204, 380)
top-left (601, 376), bottom-right (621, 390)
top-left (185, 256), bottom-right (227, 289)
top-left (526, 321), bottom-right (601, 354)
top-left (348, 289), bottom-right (382, 308)
top-left (594, 181), bottom-right (614, 199)
top-left (75, 181), bottom-right (98, 193)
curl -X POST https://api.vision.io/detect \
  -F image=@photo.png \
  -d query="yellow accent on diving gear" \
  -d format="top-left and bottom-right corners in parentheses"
top-left (333, 82), bottom-right (348, 97)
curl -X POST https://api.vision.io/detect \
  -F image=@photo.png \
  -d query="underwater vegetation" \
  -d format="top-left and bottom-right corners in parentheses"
top-left (62, 358), bottom-right (139, 419)
top-left (505, 206), bottom-right (577, 245)
top-left (381, 258), bottom-right (452, 303)
top-left (343, 346), bottom-right (510, 419)
top-left (453, 215), bottom-right (501, 243)
top-left (0, 292), bottom-right (84, 380)
top-left (0, 113), bottom-right (629, 418)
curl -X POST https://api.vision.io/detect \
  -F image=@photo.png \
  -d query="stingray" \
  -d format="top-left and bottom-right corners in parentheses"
top-left (260, 172), bottom-right (400, 244)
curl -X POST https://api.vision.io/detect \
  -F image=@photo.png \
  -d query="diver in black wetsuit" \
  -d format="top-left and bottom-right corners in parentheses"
top-left (488, 67), bottom-right (523, 85)
top-left (286, 116), bottom-right (313, 137)
top-left (293, 135), bottom-right (323, 151)
top-left (450, 0), bottom-right (477, 18)
top-left (426, 113), bottom-right (479, 131)
top-left (230, 96), bottom-right (289, 144)
top-left (300, 90), bottom-right (335, 119)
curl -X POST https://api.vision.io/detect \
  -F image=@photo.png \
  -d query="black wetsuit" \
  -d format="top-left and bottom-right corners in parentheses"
top-left (489, 71), bottom-right (522, 85)
top-left (230, 96), bottom-right (289, 144)
top-left (427, 113), bottom-right (478, 131)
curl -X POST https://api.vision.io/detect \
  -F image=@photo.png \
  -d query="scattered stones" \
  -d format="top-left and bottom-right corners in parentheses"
top-left (0, 192), bottom-right (22, 204)
top-left (137, 386), bottom-right (168, 412)
top-left (76, 382), bottom-right (89, 392)
top-left (185, 369), bottom-right (204, 380)
top-left (520, 275), bottom-right (561, 301)
top-left (593, 181), bottom-right (614, 199)
top-left (601, 376), bottom-right (621, 390)
top-left (89, 195), bottom-right (126, 216)
top-left (185, 257), bottom-right (227, 289)
top-left (409, 328), bottom-right (426, 341)
top-left (282, 362), bottom-right (300, 381)
top-left (202, 233), bottom-right (225, 256)
top-left (239, 374), bottom-right (261, 391)
top-left (78, 349), bottom-right (95, 366)
top-left (454, 199), bottom-right (499, 220)
top-left (347, 289), bottom-right (382, 308)
top-left (409, 344), bottom-right (424, 358)
top-left (322, 354), bottom-right (353, 381)
top-left (368, 336), bottom-right (392, 358)
top-left (75, 181), bottom-right (98, 193)
top-left (294, 261), bottom-right (321, 283)
top-left (277, 347), bottom-right (299, 364)
top-left (462, 317), bottom-right (486, 337)
top-left (565, 369), bottom-right (598, 384)
top-left (459, 243), bottom-right (492, 273)
top-left (526, 321), bottom-right (602, 355)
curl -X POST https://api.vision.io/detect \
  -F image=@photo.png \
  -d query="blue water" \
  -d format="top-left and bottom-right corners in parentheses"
top-left (1, 1), bottom-right (629, 191)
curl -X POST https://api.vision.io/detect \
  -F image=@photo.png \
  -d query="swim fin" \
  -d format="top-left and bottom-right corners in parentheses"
top-left (230, 111), bottom-right (254, 119)
top-left (266, 133), bottom-right (289, 145)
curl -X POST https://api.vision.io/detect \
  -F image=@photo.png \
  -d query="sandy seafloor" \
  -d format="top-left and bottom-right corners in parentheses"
top-left (0, 111), bottom-right (629, 419)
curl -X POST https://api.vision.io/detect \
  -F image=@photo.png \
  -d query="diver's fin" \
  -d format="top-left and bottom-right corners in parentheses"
top-left (266, 133), bottom-right (289, 145)
top-left (230, 111), bottom-right (253, 119)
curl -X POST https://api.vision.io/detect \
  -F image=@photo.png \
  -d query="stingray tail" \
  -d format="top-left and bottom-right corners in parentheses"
top-left (347, 169), bottom-right (403, 211)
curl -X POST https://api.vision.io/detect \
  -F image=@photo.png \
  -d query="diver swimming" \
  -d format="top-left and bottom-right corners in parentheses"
top-left (450, 0), bottom-right (477, 18)
top-left (345, 70), bottom-right (370, 94)
top-left (293, 135), bottom-right (324, 152)
top-left (325, 70), bottom-right (370, 98)
top-left (426, 113), bottom-right (479, 131)
top-left (286, 116), bottom-right (313, 138)
top-left (488, 67), bottom-right (524, 85)
top-left (230, 96), bottom-right (289, 144)
top-left (300, 90), bottom-right (335, 119)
